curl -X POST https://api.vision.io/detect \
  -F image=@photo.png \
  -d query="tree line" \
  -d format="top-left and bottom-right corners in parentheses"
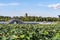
top-left (0, 13), bottom-right (60, 22)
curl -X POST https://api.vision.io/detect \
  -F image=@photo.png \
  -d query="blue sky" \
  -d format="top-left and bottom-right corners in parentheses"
top-left (0, 0), bottom-right (60, 17)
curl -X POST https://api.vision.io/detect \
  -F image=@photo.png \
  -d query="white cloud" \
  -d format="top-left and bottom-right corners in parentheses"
top-left (0, 3), bottom-right (19, 6)
top-left (48, 3), bottom-right (60, 9)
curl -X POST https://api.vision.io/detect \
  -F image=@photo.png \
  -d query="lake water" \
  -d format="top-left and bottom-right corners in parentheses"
top-left (0, 21), bottom-right (55, 24)
top-left (23, 22), bottom-right (54, 24)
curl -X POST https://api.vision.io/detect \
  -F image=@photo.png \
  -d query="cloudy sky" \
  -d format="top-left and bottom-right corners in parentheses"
top-left (0, 0), bottom-right (60, 17)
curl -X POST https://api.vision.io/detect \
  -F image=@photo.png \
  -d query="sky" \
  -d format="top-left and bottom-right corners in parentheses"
top-left (0, 0), bottom-right (60, 17)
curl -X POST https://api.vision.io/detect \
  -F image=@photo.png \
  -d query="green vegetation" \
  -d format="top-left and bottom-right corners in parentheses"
top-left (0, 24), bottom-right (60, 40)
top-left (0, 13), bottom-right (60, 22)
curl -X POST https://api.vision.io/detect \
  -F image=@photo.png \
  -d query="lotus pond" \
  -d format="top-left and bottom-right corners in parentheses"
top-left (0, 24), bottom-right (60, 40)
